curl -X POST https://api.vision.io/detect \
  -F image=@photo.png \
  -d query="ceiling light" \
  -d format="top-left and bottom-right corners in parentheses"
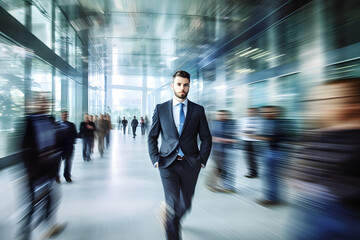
top-left (238, 48), bottom-right (258, 57)
top-left (236, 69), bottom-right (254, 74)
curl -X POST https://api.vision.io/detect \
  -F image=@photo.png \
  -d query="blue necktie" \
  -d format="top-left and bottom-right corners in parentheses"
top-left (178, 103), bottom-right (185, 157)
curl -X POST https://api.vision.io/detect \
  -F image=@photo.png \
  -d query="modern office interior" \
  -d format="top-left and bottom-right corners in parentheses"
top-left (1, 0), bottom-right (359, 239)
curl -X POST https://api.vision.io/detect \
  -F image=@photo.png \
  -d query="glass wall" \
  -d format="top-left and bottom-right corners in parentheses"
top-left (88, 55), bottom-right (105, 115)
top-left (176, 0), bottom-right (360, 127)
top-left (0, 1), bottom-right (85, 162)
top-left (0, 36), bottom-right (25, 158)
top-left (111, 89), bottom-right (142, 119)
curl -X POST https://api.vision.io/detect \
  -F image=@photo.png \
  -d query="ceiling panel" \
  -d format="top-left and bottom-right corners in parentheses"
top-left (58, 0), bottom-right (284, 78)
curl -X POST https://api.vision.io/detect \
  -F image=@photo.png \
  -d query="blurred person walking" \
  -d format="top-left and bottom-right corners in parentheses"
top-left (105, 114), bottom-right (111, 148)
top-left (240, 108), bottom-right (261, 178)
top-left (131, 116), bottom-right (138, 138)
top-left (144, 115), bottom-right (149, 134)
top-left (148, 70), bottom-right (212, 240)
top-left (79, 114), bottom-right (95, 161)
top-left (140, 117), bottom-right (146, 135)
top-left (56, 110), bottom-right (77, 183)
top-left (89, 115), bottom-right (95, 153)
top-left (288, 78), bottom-right (360, 240)
top-left (247, 106), bottom-right (287, 206)
top-left (207, 110), bottom-right (238, 193)
top-left (19, 92), bottom-right (66, 240)
top-left (117, 116), bottom-right (121, 130)
top-left (121, 116), bottom-right (128, 134)
top-left (96, 114), bottom-right (107, 157)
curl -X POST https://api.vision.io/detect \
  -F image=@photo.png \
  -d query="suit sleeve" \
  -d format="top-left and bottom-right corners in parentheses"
top-left (72, 123), bottom-right (77, 143)
top-left (198, 106), bottom-right (212, 166)
top-left (148, 105), bottom-right (161, 166)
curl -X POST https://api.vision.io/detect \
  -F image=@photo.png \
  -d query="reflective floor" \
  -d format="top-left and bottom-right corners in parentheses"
top-left (1, 130), bottom-right (293, 240)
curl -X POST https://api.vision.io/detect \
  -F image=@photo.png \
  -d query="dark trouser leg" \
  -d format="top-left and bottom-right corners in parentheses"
top-left (16, 177), bottom-right (34, 240)
top-left (83, 138), bottom-right (92, 161)
top-left (159, 164), bottom-right (181, 240)
top-left (132, 127), bottom-right (136, 137)
top-left (177, 161), bottom-right (201, 218)
top-left (82, 139), bottom-right (87, 160)
top-left (245, 141), bottom-right (257, 176)
top-left (159, 161), bottom-right (201, 240)
top-left (123, 126), bottom-right (126, 134)
top-left (106, 133), bottom-right (110, 148)
top-left (63, 148), bottom-right (74, 179)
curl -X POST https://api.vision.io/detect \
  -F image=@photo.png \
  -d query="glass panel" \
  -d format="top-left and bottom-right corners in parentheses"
top-left (68, 26), bottom-right (76, 68)
top-left (249, 80), bottom-right (269, 107)
top-left (31, 0), bottom-right (52, 49)
top-left (55, 6), bottom-right (68, 60)
top-left (0, 0), bottom-right (26, 25)
top-left (112, 75), bottom-right (142, 87)
top-left (274, 74), bottom-right (302, 118)
top-left (147, 76), bottom-right (156, 89)
top-left (31, 60), bottom-right (52, 92)
top-left (111, 89), bottom-right (142, 119)
top-left (0, 36), bottom-right (25, 158)
top-left (54, 72), bottom-right (61, 113)
top-left (75, 36), bottom-right (83, 72)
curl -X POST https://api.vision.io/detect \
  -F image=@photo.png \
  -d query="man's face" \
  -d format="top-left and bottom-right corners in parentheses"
top-left (171, 76), bottom-right (190, 100)
top-left (307, 83), bottom-right (358, 127)
top-left (247, 109), bottom-right (256, 117)
top-left (61, 112), bottom-right (68, 121)
top-left (262, 107), bottom-right (277, 119)
top-left (216, 112), bottom-right (228, 121)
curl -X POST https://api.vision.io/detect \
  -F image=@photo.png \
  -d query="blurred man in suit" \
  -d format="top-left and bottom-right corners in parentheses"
top-left (148, 70), bottom-right (212, 240)
top-left (57, 110), bottom-right (77, 183)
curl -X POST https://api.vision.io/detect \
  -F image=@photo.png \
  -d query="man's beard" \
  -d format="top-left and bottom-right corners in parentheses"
top-left (174, 90), bottom-right (188, 99)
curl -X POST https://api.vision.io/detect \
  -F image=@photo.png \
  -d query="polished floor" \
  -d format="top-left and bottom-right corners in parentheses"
top-left (1, 130), bottom-right (294, 240)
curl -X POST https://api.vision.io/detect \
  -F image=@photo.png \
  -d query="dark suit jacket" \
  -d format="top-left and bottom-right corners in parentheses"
top-left (148, 99), bottom-right (212, 168)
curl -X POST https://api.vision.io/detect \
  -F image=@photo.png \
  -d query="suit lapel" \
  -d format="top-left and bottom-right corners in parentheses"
top-left (168, 100), bottom-right (179, 137)
top-left (180, 100), bottom-right (193, 137)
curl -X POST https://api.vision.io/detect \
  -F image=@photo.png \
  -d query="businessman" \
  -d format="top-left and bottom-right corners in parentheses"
top-left (148, 70), bottom-right (212, 240)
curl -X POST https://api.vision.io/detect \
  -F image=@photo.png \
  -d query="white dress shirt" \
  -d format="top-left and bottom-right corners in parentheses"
top-left (240, 116), bottom-right (261, 141)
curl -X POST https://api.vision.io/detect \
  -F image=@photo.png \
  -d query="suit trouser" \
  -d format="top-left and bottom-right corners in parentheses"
top-left (159, 159), bottom-right (201, 240)
top-left (132, 126), bottom-right (137, 137)
top-left (105, 132), bottom-right (110, 148)
top-left (59, 147), bottom-right (74, 179)
top-left (244, 141), bottom-right (258, 176)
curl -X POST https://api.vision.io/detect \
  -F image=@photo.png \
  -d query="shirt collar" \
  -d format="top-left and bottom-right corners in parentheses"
top-left (172, 97), bottom-right (188, 107)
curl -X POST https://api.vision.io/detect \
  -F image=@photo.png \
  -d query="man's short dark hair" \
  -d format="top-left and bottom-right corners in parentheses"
top-left (217, 109), bottom-right (231, 117)
top-left (173, 70), bottom-right (190, 82)
top-left (324, 77), bottom-right (360, 103)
